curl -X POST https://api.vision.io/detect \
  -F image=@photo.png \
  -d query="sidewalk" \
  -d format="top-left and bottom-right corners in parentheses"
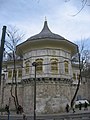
top-left (69, 106), bottom-right (90, 114)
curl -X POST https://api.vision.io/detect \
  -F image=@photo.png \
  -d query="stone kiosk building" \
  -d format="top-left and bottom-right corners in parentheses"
top-left (0, 20), bottom-right (81, 114)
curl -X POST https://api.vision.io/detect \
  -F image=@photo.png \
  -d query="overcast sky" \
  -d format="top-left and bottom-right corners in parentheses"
top-left (0, 0), bottom-right (90, 46)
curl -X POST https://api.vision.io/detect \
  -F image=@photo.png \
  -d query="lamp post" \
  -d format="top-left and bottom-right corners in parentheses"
top-left (0, 26), bottom-right (7, 85)
top-left (32, 62), bottom-right (37, 120)
top-left (1, 73), bottom-right (5, 115)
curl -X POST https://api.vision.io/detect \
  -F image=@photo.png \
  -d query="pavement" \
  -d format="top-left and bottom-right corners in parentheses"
top-left (68, 106), bottom-right (90, 114)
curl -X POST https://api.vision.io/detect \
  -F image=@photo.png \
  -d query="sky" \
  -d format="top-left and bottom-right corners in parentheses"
top-left (0, 0), bottom-right (90, 47)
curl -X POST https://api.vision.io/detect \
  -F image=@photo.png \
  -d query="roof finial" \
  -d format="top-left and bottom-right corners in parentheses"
top-left (45, 16), bottom-right (47, 21)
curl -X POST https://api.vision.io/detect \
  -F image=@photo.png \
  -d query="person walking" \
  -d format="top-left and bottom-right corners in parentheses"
top-left (72, 103), bottom-right (75, 113)
top-left (17, 105), bottom-right (23, 114)
top-left (84, 101), bottom-right (88, 110)
top-left (65, 104), bottom-right (69, 113)
top-left (79, 102), bottom-right (82, 110)
top-left (23, 113), bottom-right (27, 120)
top-left (5, 104), bottom-right (9, 113)
top-left (5, 104), bottom-right (10, 120)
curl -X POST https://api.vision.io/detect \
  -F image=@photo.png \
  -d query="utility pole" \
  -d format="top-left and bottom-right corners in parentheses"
top-left (1, 73), bottom-right (5, 115)
top-left (32, 62), bottom-right (37, 120)
top-left (0, 26), bottom-right (7, 84)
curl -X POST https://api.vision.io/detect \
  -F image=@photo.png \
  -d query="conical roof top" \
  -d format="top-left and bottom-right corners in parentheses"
top-left (29, 20), bottom-right (65, 40)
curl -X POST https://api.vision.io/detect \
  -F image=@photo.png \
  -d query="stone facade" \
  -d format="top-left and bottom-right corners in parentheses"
top-left (23, 80), bottom-right (72, 114)
top-left (1, 79), bottom-right (73, 114)
top-left (0, 20), bottom-right (84, 114)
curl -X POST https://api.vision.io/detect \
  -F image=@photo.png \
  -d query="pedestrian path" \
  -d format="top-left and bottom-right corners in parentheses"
top-left (68, 106), bottom-right (90, 114)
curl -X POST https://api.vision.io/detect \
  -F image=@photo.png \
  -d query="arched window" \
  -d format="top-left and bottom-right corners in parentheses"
top-left (77, 73), bottom-right (80, 80)
top-left (51, 58), bottom-right (58, 73)
top-left (8, 69), bottom-right (12, 79)
top-left (73, 73), bottom-right (76, 80)
top-left (64, 61), bottom-right (69, 74)
top-left (13, 69), bottom-right (17, 78)
top-left (35, 59), bottom-right (43, 73)
top-left (18, 68), bottom-right (22, 78)
top-left (25, 61), bottom-right (30, 74)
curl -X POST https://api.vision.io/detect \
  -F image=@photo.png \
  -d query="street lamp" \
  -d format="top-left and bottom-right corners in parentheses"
top-left (0, 26), bottom-right (7, 85)
top-left (32, 62), bottom-right (38, 120)
top-left (1, 73), bottom-right (5, 115)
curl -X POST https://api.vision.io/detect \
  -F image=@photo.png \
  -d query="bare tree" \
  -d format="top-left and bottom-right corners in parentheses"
top-left (65, 0), bottom-right (90, 16)
top-left (34, 0), bottom-right (90, 16)
top-left (71, 39), bottom-right (90, 108)
top-left (71, 52), bottom-right (81, 108)
top-left (76, 39), bottom-right (90, 70)
top-left (5, 26), bottom-right (24, 113)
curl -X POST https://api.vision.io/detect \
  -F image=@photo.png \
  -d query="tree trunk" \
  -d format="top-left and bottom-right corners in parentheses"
top-left (13, 51), bottom-right (19, 112)
top-left (71, 53), bottom-right (82, 108)
top-left (10, 81), bottom-right (17, 111)
top-left (13, 51), bottom-right (19, 104)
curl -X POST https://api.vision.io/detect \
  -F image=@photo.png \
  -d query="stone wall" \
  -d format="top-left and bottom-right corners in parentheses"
top-left (23, 81), bottom-right (72, 114)
top-left (0, 83), bottom-right (23, 111)
top-left (0, 79), bottom-right (86, 115)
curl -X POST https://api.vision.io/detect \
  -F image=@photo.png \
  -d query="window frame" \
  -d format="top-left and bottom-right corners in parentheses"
top-left (8, 69), bottom-right (12, 79)
top-left (73, 73), bottom-right (76, 80)
top-left (50, 58), bottom-right (58, 73)
top-left (35, 58), bottom-right (43, 73)
top-left (64, 60), bottom-right (69, 74)
top-left (18, 68), bottom-right (22, 78)
top-left (25, 61), bottom-right (30, 74)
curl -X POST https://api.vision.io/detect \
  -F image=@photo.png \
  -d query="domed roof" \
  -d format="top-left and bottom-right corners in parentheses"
top-left (29, 20), bottom-right (65, 40)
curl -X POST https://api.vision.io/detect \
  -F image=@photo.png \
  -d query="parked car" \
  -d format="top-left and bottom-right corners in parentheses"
top-left (75, 100), bottom-right (89, 105)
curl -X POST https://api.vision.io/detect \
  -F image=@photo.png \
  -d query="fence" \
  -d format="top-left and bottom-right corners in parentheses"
top-left (0, 111), bottom-right (90, 120)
